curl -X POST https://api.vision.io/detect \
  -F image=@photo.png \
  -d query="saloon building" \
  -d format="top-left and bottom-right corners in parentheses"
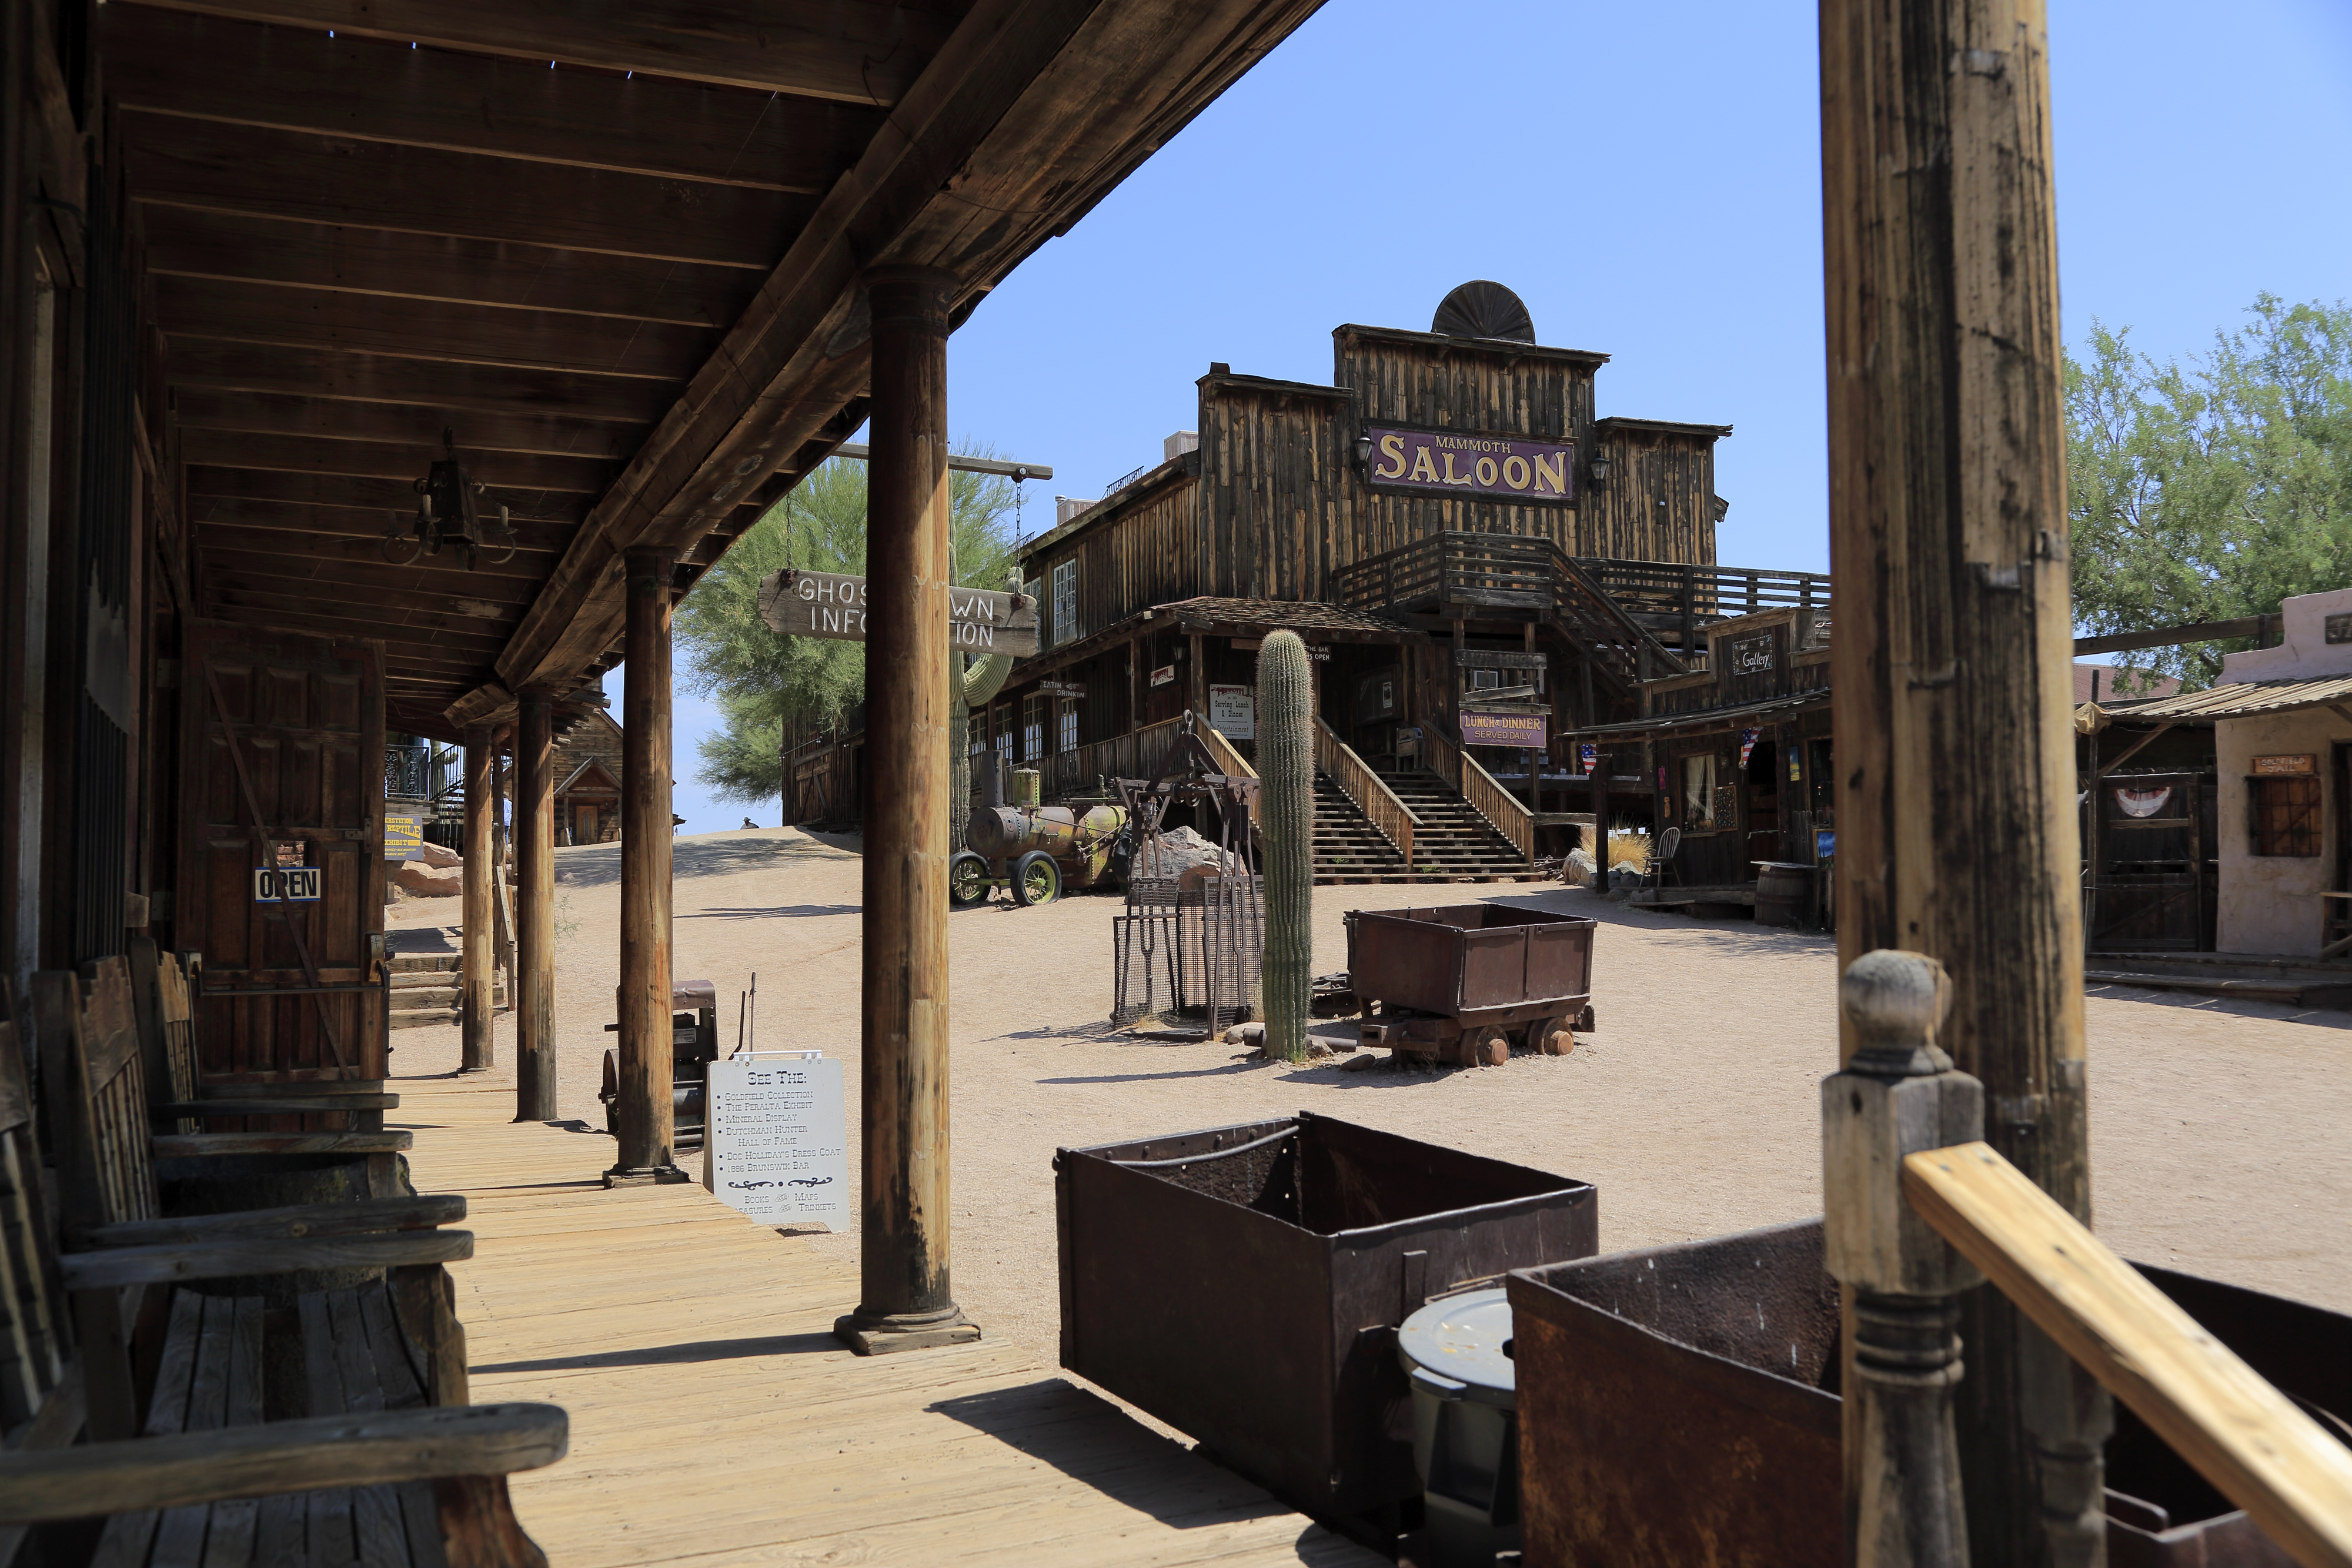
top-left (947, 282), bottom-right (1830, 881)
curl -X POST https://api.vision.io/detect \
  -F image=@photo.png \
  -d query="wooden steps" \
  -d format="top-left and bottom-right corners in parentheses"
top-left (2083, 952), bottom-right (2352, 1009)
top-left (1307, 769), bottom-right (1543, 884)
top-left (386, 941), bottom-right (503, 1029)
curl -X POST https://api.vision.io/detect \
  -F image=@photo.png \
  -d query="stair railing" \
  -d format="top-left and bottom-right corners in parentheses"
top-left (1421, 721), bottom-right (1534, 864)
top-left (1197, 722), bottom-right (1261, 831)
top-left (1313, 718), bottom-right (1417, 874)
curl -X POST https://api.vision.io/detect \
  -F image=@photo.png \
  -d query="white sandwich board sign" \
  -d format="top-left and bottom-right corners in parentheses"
top-left (701, 1052), bottom-right (850, 1229)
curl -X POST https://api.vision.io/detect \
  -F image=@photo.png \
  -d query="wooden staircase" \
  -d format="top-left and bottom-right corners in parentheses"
top-left (387, 947), bottom-right (506, 1030)
top-left (1308, 768), bottom-right (1538, 884)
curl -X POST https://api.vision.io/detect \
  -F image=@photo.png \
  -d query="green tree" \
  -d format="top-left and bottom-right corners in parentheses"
top-left (675, 449), bottom-right (1027, 805)
top-left (2067, 295), bottom-right (2352, 688)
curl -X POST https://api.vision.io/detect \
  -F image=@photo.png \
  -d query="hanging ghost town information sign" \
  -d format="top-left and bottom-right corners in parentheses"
top-left (757, 568), bottom-right (1040, 656)
top-left (1365, 424), bottom-right (1575, 503)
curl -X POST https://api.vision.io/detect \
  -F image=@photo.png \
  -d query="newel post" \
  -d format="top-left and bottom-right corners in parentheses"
top-left (1823, 950), bottom-right (1984, 1568)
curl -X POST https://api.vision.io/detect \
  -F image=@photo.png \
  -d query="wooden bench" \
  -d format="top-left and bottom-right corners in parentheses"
top-left (32, 962), bottom-right (477, 1446)
top-left (0, 996), bottom-right (565, 1567)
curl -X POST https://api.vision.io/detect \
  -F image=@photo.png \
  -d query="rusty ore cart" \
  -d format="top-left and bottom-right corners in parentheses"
top-left (1349, 905), bottom-right (1595, 1066)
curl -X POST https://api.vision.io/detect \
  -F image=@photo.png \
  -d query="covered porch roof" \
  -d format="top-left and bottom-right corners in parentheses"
top-left (111, 0), bottom-right (1322, 741)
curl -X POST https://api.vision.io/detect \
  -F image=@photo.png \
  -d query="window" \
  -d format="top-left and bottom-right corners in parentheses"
top-left (1022, 693), bottom-right (1047, 763)
top-left (1052, 561), bottom-right (1078, 647)
top-left (1683, 754), bottom-right (1718, 828)
top-left (2250, 775), bottom-right (2321, 857)
top-left (1059, 698), bottom-right (1079, 754)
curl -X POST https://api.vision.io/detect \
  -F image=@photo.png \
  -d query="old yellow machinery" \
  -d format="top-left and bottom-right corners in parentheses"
top-left (950, 764), bottom-right (1128, 907)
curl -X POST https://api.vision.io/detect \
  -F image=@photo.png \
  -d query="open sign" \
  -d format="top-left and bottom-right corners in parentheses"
top-left (252, 867), bottom-right (322, 902)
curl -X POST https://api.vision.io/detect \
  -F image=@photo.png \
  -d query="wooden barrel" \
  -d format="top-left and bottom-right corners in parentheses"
top-left (1755, 862), bottom-right (1812, 927)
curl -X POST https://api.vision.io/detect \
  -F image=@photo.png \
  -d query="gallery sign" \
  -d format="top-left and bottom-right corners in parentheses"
top-left (1461, 708), bottom-right (1548, 748)
top-left (1365, 424), bottom-right (1574, 503)
top-left (756, 569), bottom-right (1040, 656)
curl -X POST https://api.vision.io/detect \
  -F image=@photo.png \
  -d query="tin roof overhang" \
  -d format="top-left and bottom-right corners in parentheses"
top-left (118, 0), bottom-right (1327, 741)
top-left (2085, 675), bottom-right (2352, 726)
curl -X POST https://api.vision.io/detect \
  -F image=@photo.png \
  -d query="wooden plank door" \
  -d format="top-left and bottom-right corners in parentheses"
top-left (176, 621), bottom-right (385, 1083)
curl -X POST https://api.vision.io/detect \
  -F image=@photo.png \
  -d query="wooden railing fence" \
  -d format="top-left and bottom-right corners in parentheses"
top-left (1032, 716), bottom-right (1184, 803)
top-left (1313, 718), bottom-right (1415, 869)
top-left (1195, 721), bottom-right (1261, 831)
top-left (1421, 722), bottom-right (1533, 863)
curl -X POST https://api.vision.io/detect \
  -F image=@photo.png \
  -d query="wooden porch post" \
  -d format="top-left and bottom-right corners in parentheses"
top-left (460, 726), bottom-right (494, 1072)
top-left (836, 265), bottom-right (978, 1354)
top-left (1819, 0), bottom-right (2102, 1561)
top-left (514, 687), bottom-right (557, 1122)
top-left (609, 547), bottom-right (684, 1185)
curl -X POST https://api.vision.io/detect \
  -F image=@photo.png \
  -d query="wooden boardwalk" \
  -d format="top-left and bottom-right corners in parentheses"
top-left (397, 1075), bottom-right (1377, 1567)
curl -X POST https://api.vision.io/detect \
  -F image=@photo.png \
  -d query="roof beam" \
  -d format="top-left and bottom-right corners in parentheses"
top-left (116, 0), bottom-right (954, 106)
top-left (187, 464), bottom-right (591, 524)
top-left (207, 586), bottom-right (517, 648)
top-left (155, 275), bottom-right (715, 383)
top-left (195, 523), bottom-right (556, 580)
top-left (181, 430), bottom-right (617, 494)
top-left (198, 546), bottom-right (546, 600)
top-left (144, 208), bottom-right (756, 329)
top-left (169, 341), bottom-right (674, 426)
top-left (176, 390), bottom-right (639, 463)
top-left (185, 496), bottom-right (579, 555)
top-left (2073, 616), bottom-right (2274, 657)
top-left (124, 113), bottom-right (804, 268)
top-left (101, 8), bottom-right (884, 190)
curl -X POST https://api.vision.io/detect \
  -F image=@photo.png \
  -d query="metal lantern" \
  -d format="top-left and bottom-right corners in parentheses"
top-left (1354, 430), bottom-right (1375, 471)
top-left (1588, 451), bottom-right (1611, 487)
top-left (384, 429), bottom-right (520, 569)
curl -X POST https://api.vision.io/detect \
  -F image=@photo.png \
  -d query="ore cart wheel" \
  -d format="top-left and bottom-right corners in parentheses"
top-left (1528, 1012), bottom-right (1576, 1056)
top-left (1456, 1027), bottom-right (1509, 1068)
top-left (1012, 850), bottom-right (1063, 907)
top-left (948, 852), bottom-right (991, 908)
top-left (1576, 1003), bottom-right (1596, 1032)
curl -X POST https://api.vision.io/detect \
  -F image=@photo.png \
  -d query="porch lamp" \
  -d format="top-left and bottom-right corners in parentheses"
top-left (1588, 451), bottom-right (1611, 487)
top-left (383, 429), bottom-right (520, 569)
top-left (1355, 429), bottom-right (1375, 472)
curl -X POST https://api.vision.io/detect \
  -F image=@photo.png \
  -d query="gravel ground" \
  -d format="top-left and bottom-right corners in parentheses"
top-left (389, 825), bottom-right (2352, 1365)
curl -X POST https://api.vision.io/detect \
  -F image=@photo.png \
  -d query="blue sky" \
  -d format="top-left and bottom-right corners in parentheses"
top-left (660, 0), bottom-right (2352, 833)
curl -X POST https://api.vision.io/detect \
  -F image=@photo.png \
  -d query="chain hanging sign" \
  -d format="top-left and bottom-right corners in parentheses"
top-left (756, 568), bottom-right (1039, 656)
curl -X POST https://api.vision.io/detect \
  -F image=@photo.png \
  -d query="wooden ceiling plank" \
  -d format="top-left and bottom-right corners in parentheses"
top-left (181, 429), bottom-right (616, 496)
top-left (175, 390), bottom-right (637, 463)
top-left (185, 496), bottom-right (577, 556)
top-left (123, 113), bottom-right (805, 269)
top-left (187, 464), bottom-right (591, 526)
top-left (113, 0), bottom-right (954, 106)
top-left (196, 523), bottom-right (555, 580)
top-left (199, 546), bottom-right (544, 601)
top-left (155, 275), bottom-right (717, 383)
top-left (169, 340), bottom-right (673, 426)
top-left (142, 208), bottom-right (757, 329)
top-left (101, 7), bottom-right (884, 192)
top-left (205, 588), bottom-right (516, 649)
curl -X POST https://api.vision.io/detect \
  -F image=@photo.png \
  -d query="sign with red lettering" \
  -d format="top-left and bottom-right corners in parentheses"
top-left (1365, 424), bottom-right (1575, 503)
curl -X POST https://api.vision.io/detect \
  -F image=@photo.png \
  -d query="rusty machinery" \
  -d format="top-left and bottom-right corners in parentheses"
top-left (1109, 716), bottom-right (1264, 1032)
top-left (949, 760), bottom-right (1128, 908)
top-left (598, 979), bottom-right (719, 1146)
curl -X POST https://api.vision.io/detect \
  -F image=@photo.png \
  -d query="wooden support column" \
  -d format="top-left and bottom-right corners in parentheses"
top-left (1188, 632), bottom-right (1205, 720)
top-left (1819, 0), bottom-right (2103, 1561)
top-left (459, 727), bottom-right (494, 1072)
top-left (836, 265), bottom-right (978, 1355)
top-left (608, 548), bottom-right (684, 1185)
top-left (514, 687), bottom-right (557, 1122)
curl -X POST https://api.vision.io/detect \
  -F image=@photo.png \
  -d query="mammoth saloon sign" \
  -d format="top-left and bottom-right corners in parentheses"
top-left (1365, 424), bottom-right (1575, 503)
top-left (757, 568), bottom-right (1040, 656)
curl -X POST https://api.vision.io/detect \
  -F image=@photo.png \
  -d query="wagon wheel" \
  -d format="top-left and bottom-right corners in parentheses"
top-left (1526, 1012), bottom-right (1576, 1057)
top-left (1456, 1027), bottom-right (1509, 1068)
top-left (1012, 850), bottom-right (1063, 907)
top-left (948, 852), bottom-right (991, 908)
top-left (1575, 1004), bottom-right (1596, 1032)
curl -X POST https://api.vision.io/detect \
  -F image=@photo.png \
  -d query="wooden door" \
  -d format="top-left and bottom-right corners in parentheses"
top-left (177, 622), bottom-right (385, 1082)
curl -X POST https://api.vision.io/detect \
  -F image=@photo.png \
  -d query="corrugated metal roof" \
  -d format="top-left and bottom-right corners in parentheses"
top-left (2099, 675), bottom-right (2352, 723)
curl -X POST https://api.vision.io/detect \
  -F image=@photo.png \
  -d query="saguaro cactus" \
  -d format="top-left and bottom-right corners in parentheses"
top-left (1257, 630), bottom-right (1315, 1062)
top-left (947, 650), bottom-right (1013, 850)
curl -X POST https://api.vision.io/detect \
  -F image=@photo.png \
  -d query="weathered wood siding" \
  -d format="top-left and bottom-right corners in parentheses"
top-left (1025, 463), bottom-right (1200, 649)
top-left (1587, 421), bottom-right (1720, 563)
top-left (1197, 377), bottom-right (1352, 601)
top-left (1335, 327), bottom-right (1598, 562)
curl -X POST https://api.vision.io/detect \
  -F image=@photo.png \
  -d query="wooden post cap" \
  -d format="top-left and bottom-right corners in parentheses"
top-left (1841, 948), bottom-right (1950, 1075)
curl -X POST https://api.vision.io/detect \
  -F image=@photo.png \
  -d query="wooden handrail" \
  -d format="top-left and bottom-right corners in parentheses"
top-left (1313, 718), bottom-right (1416, 872)
top-left (1905, 1142), bottom-right (2352, 1568)
top-left (1421, 722), bottom-right (1533, 863)
top-left (1195, 720), bottom-right (1261, 830)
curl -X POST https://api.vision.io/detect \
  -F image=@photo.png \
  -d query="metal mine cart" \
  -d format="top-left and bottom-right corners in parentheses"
top-left (950, 765), bottom-right (1127, 908)
top-left (1348, 905), bottom-right (1596, 1066)
top-left (599, 979), bottom-right (719, 1146)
